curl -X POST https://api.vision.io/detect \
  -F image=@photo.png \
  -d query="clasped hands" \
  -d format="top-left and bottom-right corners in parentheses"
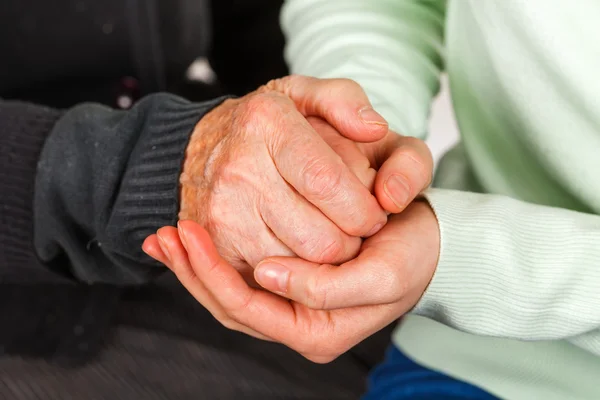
top-left (142, 75), bottom-right (440, 363)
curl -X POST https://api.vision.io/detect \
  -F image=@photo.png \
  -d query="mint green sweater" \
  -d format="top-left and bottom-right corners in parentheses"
top-left (282, 1), bottom-right (600, 398)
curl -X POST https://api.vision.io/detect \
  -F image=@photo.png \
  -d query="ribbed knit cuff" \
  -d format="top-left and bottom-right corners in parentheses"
top-left (415, 188), bottom-right (600, 341)
top-left (412, 188), bottom-right (502, 331)
top-left (0, 101), bottom-right (65, 282)
top-left (105, 94), bottom-right (232, 266)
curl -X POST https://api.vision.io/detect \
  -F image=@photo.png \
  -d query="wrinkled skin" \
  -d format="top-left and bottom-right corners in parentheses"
top-left (178, 75), bottom-right (433, 283)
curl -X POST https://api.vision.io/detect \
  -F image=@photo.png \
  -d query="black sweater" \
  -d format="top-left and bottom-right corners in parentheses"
top-left (0, 94), bottom-right (225, 365)
top-left (0, 0), bottom-right (287, 366)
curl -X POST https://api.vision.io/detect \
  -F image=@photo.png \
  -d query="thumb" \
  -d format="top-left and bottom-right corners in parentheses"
top-left (374, 136), bottom-right (434, 213)
top-left (267, 75), bottom-right (388, 143)
top-left (254, 247), bottom-right (402, 311)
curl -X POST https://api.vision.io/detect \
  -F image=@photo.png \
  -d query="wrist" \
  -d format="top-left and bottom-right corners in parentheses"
top-left (179, 97), bottom-right (237, 222)
top-left (403, 199), bottom-right (441, 308)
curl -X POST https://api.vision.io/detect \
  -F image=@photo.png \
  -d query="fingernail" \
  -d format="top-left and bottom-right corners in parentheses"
top-left (177, 222), bottom-right (188, 249)
top-left (384, 174), bottom-right (410, 209)
top-left (157, 233), bottom-right (171, 262)
top-left (358, 107), bottom-right (387, 126)
top-left (255, 262), bottom-right (290, 294)
top-left (365, 222), bottom-right (384, 237)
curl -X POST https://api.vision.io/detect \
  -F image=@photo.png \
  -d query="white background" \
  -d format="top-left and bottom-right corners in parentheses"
top-left (427, 76), bottom-right (460, 162)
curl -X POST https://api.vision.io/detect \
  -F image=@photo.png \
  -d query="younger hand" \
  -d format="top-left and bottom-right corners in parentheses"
top-left (143, 201), bottom-right (440, 363)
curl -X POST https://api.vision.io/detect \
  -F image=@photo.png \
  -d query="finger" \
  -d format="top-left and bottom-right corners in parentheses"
top-left (157, 225), bottom-right (274, 342)
top-left (178, 220), bottom-right (404, 363)
top-left (254, 217), bottom-right (420, 310)
top-left (229, 214), bottom-right (296, 270)
top-left (142, 234), bottom-right (170, 266)
top-left (268, 102), bottom-right (386, 237)
top-left (254, 250), bottom-right (400, 310)
top-left (308, 117), bottom-right (376, 190)
top-left (358, 130), bottom-right (402, 169)
top-left (266, 75), bottom-right (388, 143)
top-left (177, 221), bottom-right (304, 341)
top-left (260, 184), bottom-right (362, 264)
top-left (374, 137), bottom-right (433, 213)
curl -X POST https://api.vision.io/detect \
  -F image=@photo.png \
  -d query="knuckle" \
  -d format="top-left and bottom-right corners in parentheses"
top-left (174, 262), bottom-right (197, 284)
top-left (355, 156), bottom-right (372, 173)
top-left (220, 317), bottom-right (238, 331)
top-left (264, 75), bottom-right (315, 99)
top-left (398, 144), bottom-right (432, 186)
top-left (243, 93), bottom-right (275, 117)
top-left (303, 266), bottom-right (332, 309)
top-left (304, 277), bottom-right (327, 310)
top-left (263, 77), bottom-right (283, 91)
top-left (345, 212), bottom-right (373, 237)
top-left (380, 261), bottom-right (409, 301)
top-left (232, 290), bottom-right (255, 316)
top-left (313, 237), bottom-right (344, 264)
top-left (403, 137), bottom-right (433, 164)
top-left (299, 228), bottom-right (358, 264)
top-left (273, 74), bottom-right (307, 88)
top-left (331, 77), bottom-right (360, 90)
top-left (324, 78), bottom-right (366, 99)
top-left (288, 74), bottom-right (312, 83)
top-left (221, 288), bottom-right (255, 320)
top-left (236, 93), bottom-right (280, 131)
top-left (301, 157), bottom-right (343, 201)
top-left (398, 141), bottom-right (423, 164)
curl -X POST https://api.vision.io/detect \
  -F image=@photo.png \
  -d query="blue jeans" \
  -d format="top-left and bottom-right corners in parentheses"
top-left (362, 346), bottom-right (497, 400)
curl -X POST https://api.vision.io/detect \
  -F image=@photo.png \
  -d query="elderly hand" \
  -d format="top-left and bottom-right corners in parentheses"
top-left (142, 200), bottom-right (440, 363)
top-left (177, 75), bottom-right (432, 282)
top-left (307, 116), bottom-right (433, 213)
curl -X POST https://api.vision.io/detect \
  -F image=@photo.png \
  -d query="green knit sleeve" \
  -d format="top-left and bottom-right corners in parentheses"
top-left (281, 0), bottom-right (447, 139)
top-left (416, 188), bottom-right (600, 355)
